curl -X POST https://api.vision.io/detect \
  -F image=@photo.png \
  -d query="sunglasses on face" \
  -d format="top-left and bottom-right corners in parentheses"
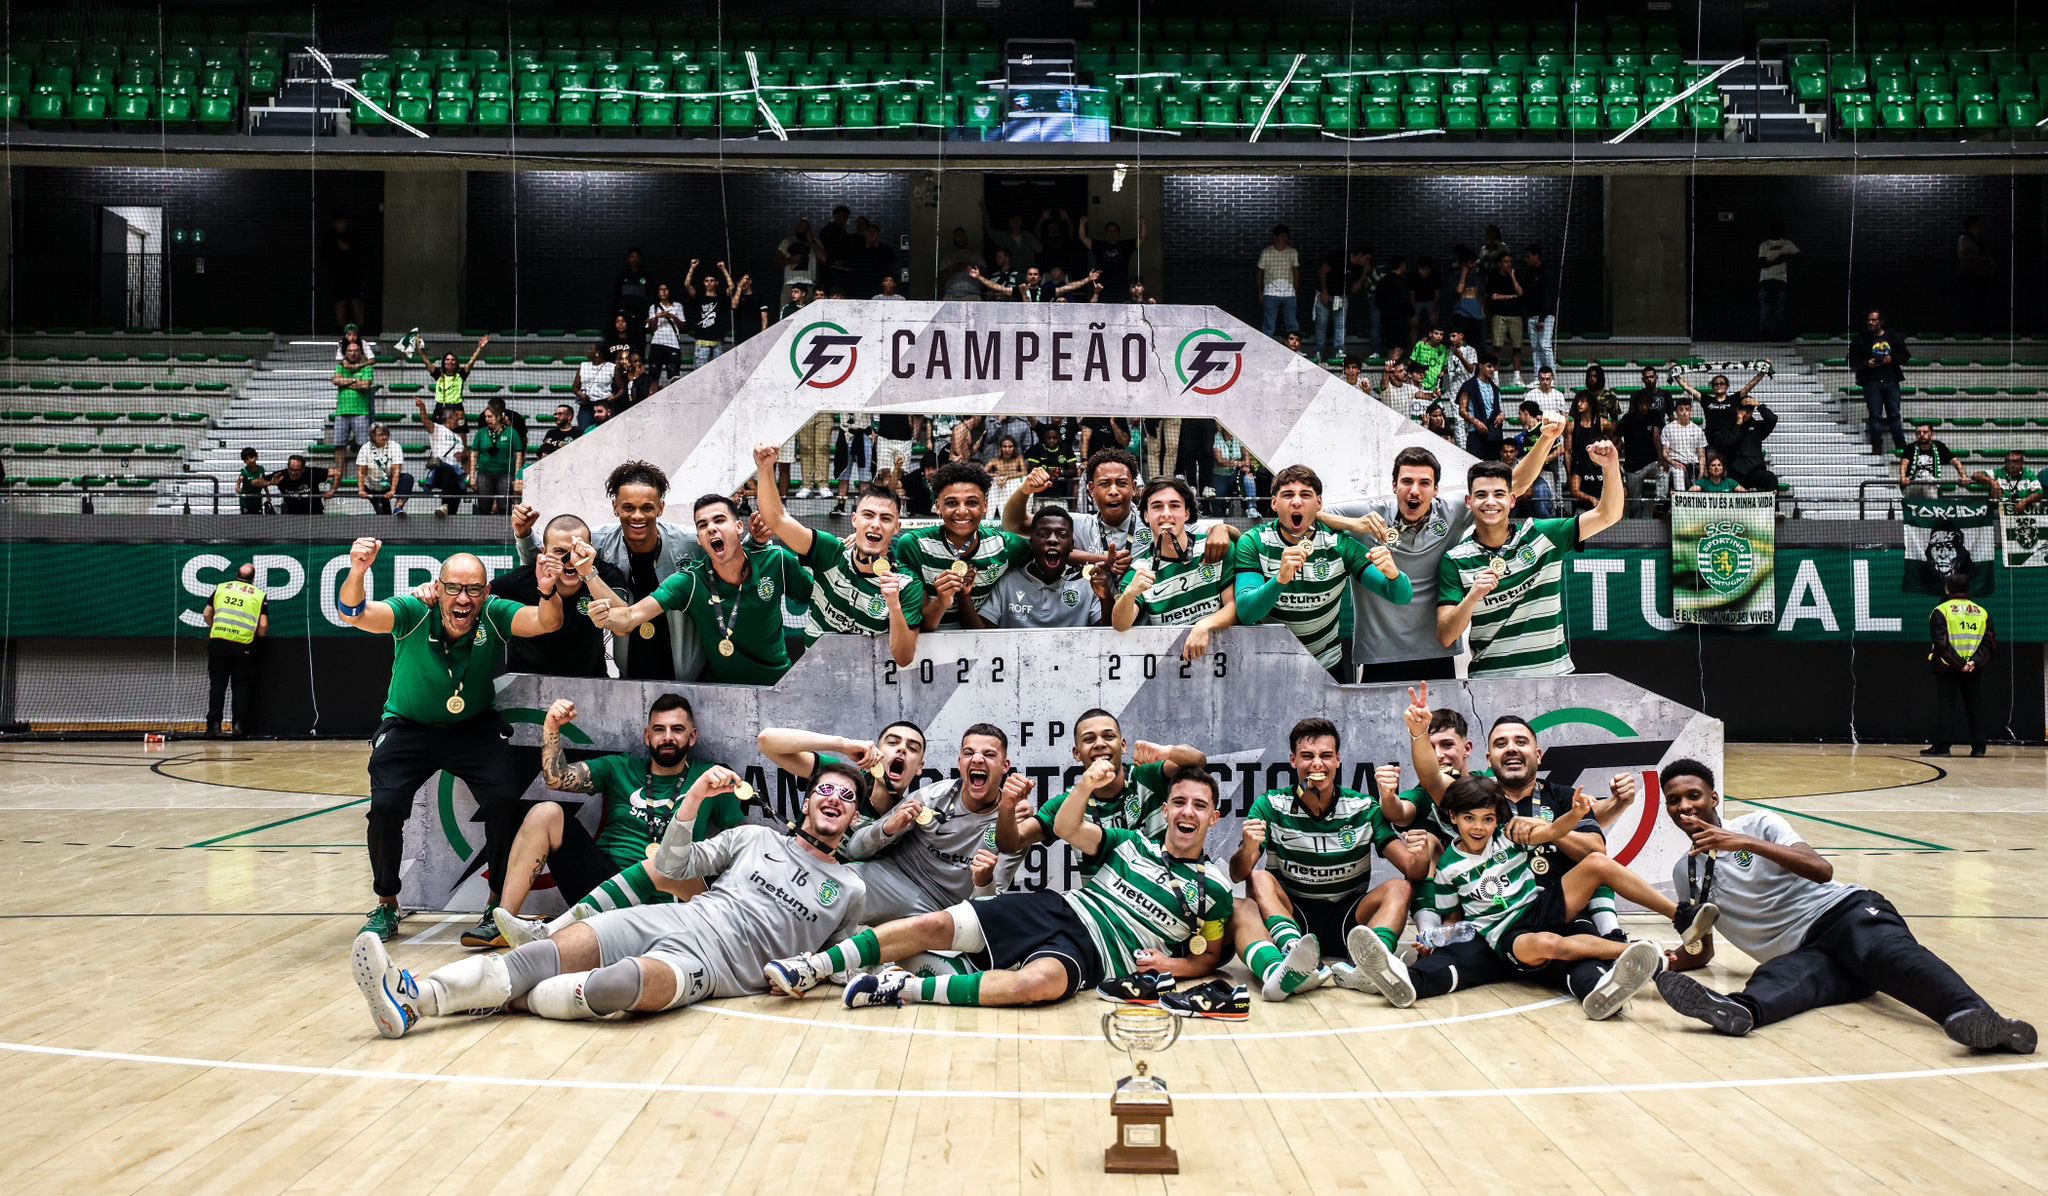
top-left (810, 781), bottom-right (857, 802)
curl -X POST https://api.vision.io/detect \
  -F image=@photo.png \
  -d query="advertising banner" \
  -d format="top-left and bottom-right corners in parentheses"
top-left (1669, 492), bottom-right (1777, 626)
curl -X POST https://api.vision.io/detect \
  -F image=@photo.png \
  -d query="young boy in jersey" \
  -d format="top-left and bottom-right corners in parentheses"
top-left (1405, 776), bottom-right (1699, 1020)
top-left (993, 707), bottom-right (1208, 851)
top-left (751, 441), bottom-right (922, 666)
top-left (1112, 478), bottom-right (1239, 661)
top-left (894, 460), bottom-right (1033, 630)
top-left (591, 494), bottom-right (805, 685)
top-left (1227, 718), bottom-right (1424, 1003)
top-left (1654, 760), bottom-right (2034, 1052)
top-left (1438, 448), bottom-right (1622, 677)
top-left (765, 767), bottom-right (1232, 1010)
top-left (352, 762), bottom-right (867, 1037)
top-left (1230, 464), bottom-right (1412, 680)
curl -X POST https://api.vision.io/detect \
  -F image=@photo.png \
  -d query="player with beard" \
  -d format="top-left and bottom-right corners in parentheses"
top-left (1319, 439), bottom-right (1553, 682)
top-left (749, 442), bottom-right (921, 665)
top-left (337, 540), bottom-right (566, 943)
top-left (895, 461), bottom-right (1033, 630)
top-left (352, 763), bottom-right (867, 1036)
top-left (593, 494), bottom-right (805, 685)
top-left (1231, 464), bottom-right (1413, 680)
top-left (491, 513), bottom-right (632, 678)
top-left (765, 769), bottom-right (1231, 1010)
top-left (1003, 447), bottom-right (1235, 574)
top-left (1228, 718), bottom-right (1422, 1004)
top-left (994, 708), bottom-right (1207, 850)
top-left (1112, 478), bottom-right (1238, 661)
top-left (515, 460), bottom-right (700, 681)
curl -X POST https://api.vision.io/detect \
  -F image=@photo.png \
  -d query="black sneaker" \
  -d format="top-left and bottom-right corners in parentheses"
top-left (1673, 900), bottom-right (1720, 954)
top-left (1655, 971), bottom-right (1755, 1036)
top-left (1943, 1007), bottom-right (2038, 1054)
top-left (1097, 971), bottom-right (1178, 1005)
top-left (1920, 746), bottom-right (1952, 757)
top-left (1160, 978), bottom-right (1250, 1022)
top-left (459, 909), bottom-right (506, 949)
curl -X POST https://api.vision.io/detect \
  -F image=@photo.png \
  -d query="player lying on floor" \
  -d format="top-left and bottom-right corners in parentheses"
top-left (764, 764), bottom-right (1232, 1010)
top-left (841, 723), bottom-right (1030, 923)
top-left (1652, 759), bottom-right (2035, 1053)
top-left (350, 761), bottom-right (867, 1037)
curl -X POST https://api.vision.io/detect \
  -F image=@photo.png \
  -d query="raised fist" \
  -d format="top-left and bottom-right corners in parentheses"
top-left (544, 698), bottom-right (579, 728)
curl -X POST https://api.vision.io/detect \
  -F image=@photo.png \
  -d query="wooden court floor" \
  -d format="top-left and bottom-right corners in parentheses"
top-left (0, 740), bottom-right (2043, 1194)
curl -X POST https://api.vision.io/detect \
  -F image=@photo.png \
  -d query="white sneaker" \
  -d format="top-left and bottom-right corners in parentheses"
top-left (1258, 934), bottom-right (1324, 1002)
top-left (1344, 925), bottom-right (1417, 1007)
top-left (351, 931), bottom-right (422, 1039)
top-left (764, 953), bottom-right (826, 996)
top-left (1582, 940), bottom-right (1664, 1021)
top-left (1514, 372), bottom-right (1527, 387)
top-left (494, 907), bottom-right (550, 948)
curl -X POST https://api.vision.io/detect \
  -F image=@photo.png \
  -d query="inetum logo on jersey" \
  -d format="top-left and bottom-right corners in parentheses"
top-left (790, 321), bottom-right (861, 389)
top-left (1174, 328), bottom-right (1246, 395)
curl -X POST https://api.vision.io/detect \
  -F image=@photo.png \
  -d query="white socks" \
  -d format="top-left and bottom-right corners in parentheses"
top-left (421, 954), bottom-right (512, 1017)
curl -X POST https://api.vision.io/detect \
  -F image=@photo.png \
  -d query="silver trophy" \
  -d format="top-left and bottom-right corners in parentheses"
top-left (1100, 1006), bottom-right (1180, 1105)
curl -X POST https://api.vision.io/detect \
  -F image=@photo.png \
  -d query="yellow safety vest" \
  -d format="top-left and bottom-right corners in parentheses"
top-left (434, 371), bottom-right (465, 406)
top-left (209, 580), bottom-right (265, 645)
top-left (1938, 598), bottom-right (1987, 664)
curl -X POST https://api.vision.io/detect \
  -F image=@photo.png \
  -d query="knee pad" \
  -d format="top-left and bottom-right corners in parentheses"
top-left (581, 958), bottom-right (646, 1016)
top-left (945, 902), bottom-right (987, 954)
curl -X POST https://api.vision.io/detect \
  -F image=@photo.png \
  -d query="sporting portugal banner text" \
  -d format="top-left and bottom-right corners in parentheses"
top-left (1903, 497), bottom-right (1997, 595)
top-left (1669, 492), bottom-right (1777, 626)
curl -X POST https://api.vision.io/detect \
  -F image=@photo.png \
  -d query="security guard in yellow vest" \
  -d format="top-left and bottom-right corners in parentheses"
top-left (203, 564), bottom-right (268, 738)
top-left (1924, 572), bottom-right (1995, 758)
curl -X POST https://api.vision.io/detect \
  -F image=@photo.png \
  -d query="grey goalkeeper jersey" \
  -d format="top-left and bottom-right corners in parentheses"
top-left (842, 778), bottom-right (1022, 920)
top-left (635, 821), bottom-right (867, 996)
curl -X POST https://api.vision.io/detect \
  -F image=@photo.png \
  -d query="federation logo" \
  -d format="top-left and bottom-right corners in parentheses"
top-left (1697, 520), bottom-right (1757, 596)
top-left (818, 876), bottom-right (841, 906)
top-left (790, 321), bottom-right (861, 389)
top-left (1173, 328), bottom-right (1246, 395)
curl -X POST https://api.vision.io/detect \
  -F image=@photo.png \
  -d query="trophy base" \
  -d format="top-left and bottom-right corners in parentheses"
top-left (1105, 1092), bottom-right (1178, 1174)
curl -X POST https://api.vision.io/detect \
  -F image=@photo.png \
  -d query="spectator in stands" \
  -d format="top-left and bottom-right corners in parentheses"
top-left (1410, 257), bottom-right (1440, 339)
top-left (1565, 392), bottom-right (1614, 511)
top-left (1901, 422), bottom-right (1968, 500)
top-left (1957, 216), bottom-right (1997, 335)
top-left (273, 454), bottom-right (329, 515)
top-left (620, 351), bottom-right (655, 408)
top-left (1479, 224), bottom-right (1510, 271)
top-left (1441, 329), bottom-right (1479, 398)
top-left (1255, 224), bottom-right (1301, 339)
top-left (1036, 208), bottom-right (1083, 277)
top-left (1347, 247), bottom-right (1377, 354)
top-left (588, 400), bottom-right (616, 433)
top-left (980, 505), bottom-right (1113, 629)
top-left (1851, 309), bottom-right (1912, 454)
top-left (1755, 222), bottom-right (1800, 340)
top-left (1616, 390), bottom-right (1668, 514)
top-left (1212, 428), bottom-right (1261, 513)
top-left (1025, 423), bottom-right (1078, 495)
top-left (405, 335), bottom-right (488, 421)
top-left (1313, 249), bottom-right (1349, 365)
top-left (988, 434), bottom-right (1030, 510)
top-left (329, 341), bottom-right (377, 486)
top-left (335, 324), bottom-right (376, 363)
top-left (1680, 369), bottom-right (1767, 467)
top-left (357, 423), bottom-right (412, 516)
top-left (1925, 572), bottom-right (1995, 758)
top-left (1382, 360), bottom-right (1435, 419)
top-left (1724, 398), bottom-right (1781, 497)
top-left (325, 215), bottom-right (365, 334)
top-left (873, 275), bottom-right (904, 301)
top-left (1630, 365), bottom-right (1672, 422)
top-left (645, 281), bottom-right (688, 384)
top-left (983, 204), bottom-right (1043, 272)
top-left (613, 247), bottom-right (650, 328)
top-left (1984, 450), bottom-right (2046, 513)
top-left (939, 227), bottom-right (983, 301)
top-left (1456, 354), bottom-right (1506, 461)
top-left (1693, 451), bottom-right (1742, 492)
top-left (1080, 215), bottom-right (1143, 297)
top-left (494, 513), bottom-right (629, 679)
top-left (976, 247), bottom-right (1021, 295)
top-left (778, 221), bottom-right (822, 291)
top-left (818, 205), bottom-right (857, 291)
top-left (1575, 363), bottom-right (1622, 424)
top-left (604, 312), bottom-right (642, 364)
top-left (1485, 254), bottom-right (1527, 385)
top-left (1422, 403), bottom-right (1457, 446)
top-left (1126, 281), bottom-right (1158, 305)
top-left (573, 343), bottom-right (618, 430)
top-left (1449, 246), bottom-right (1486, 348)
top-left (1521, 246), bottom-right (1555, 376)
top-left (732, 274), bottom-right (768, 342)
top-left (1342, 359), bottom-right (1366, 392)
top-left (414, 397), bottom-right (467, 516)
top-left (236, 447), bottom-right (271, 515)
top-left (1077, 416), bottom-right (1133, 461)
top-left (1375, 257), bottom-right (1414, 359)
top-left (851, 223), bottom-right (897, 293)
top-left (1527, 365), bottom-right (1569, 418)
top-left (682, 262), bottom-right (736, 369)
top-left (1285, 331), bottom-right (1305, 357)
top-left (1409, 326), bottom-right (1449, 393)
top-left (542, 405), bottom-right (577, 453)
top-left (1499, 439), bottom-right (1557, 517)
top-left (1661, 396), bottom-right (1707, 493)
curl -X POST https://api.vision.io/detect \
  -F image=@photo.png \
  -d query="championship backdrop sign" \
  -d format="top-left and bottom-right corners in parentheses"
top-left (1669, 493), bottom-right (1776, 626)
top-left (401, 627), bottom-right (1722, 913)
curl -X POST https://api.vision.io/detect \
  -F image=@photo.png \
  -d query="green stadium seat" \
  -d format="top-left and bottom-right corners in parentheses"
top-left (1402, 96), bottom-right (1441, 131)
top-left (556, 92), bottom-right (594, 131)
top-left (799, 92), bottom-right (840, 130)
top-left (433, 88), bottom-right (474, 130)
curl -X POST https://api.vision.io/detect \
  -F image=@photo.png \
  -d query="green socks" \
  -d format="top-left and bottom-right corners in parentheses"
top-left (1374, 926), bottom-right (1398, 953)
top-left (818, 928), bottom-right (882, 976)
top-left (1244, 940), bottom-right (1287, 982)
top-left (1266, 914), bottom-right (1304, 952)
top-left (905, 973), bottom-right (983, 1005)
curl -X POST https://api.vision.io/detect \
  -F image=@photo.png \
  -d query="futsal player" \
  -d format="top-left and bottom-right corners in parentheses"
top-left (764, 765), bottom-right (1232, 1010)
top-left (837, 724), bottom-right (1029, 922)
top-left (992, 708), bottom-right (1207, 850)
top-left (892, 460), bottom-right (1032, 630)
top-left (1111, 478), bottom-right (1239, 661)
top-left (750, 442), bottom-right (922, 666)
top-left (352, 762), bottom-right (867, 1036)
top-left (1227, 718), bottom-right (1420, 1003)
top-left (336, 538), bottom-right (566, 943)
top-left (1653, 759), bottom-right (2035, 1053)
top-left (1229, 464), bottom-right (1413, 680)
top-left (758, 721), bottom-right (929, 818)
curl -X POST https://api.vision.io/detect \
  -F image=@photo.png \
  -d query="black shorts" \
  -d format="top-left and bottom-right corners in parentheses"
top-left (1496, 880), bottom-right (1574, 972)
top-left (1355, 656), bottom-right (1458, 685)
top-left (966, 888), bottom-right (1104, 998)
top-left (545, 808), bottom-right (630, 906)
top-left (1288, 893), bottom-right (1371, 956)
top-left (366, 713), bottom-right (525, 813)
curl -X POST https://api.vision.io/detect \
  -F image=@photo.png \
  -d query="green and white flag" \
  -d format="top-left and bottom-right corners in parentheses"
top-left (2000, 508), bottom-right (2048, 569)
top-left (1670, 493), bottom-right (1776, 625)
top-left (1904, 497), bottom-right (1997, 595)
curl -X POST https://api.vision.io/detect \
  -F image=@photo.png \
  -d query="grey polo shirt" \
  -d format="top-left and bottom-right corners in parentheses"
top-left (980, 565), bottom-right (1101, 628)
top-left (1671, 811), bottom-right (1859, 963)
top-left (1327, 496), bottom-right (1468, 667)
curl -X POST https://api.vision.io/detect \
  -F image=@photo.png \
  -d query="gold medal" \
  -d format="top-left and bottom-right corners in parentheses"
top-left (1531, 854), bottom-right (1550, 876)
top-left (869, 760), bottom-right (889, 779)
top-left (948, 559), bottom-right (971, 577)
top-left (1188, 935), bottom-right (1208, 956)
top-left (914, 806), bottom-right (936, 827)
top-left (638, 622), bottom-right (655, 639)
top-left (1080, 563), bottom-right (1095, 581)
top-left (871, 557), bottom-right (893, 576)
top-left (733, 781), bottom-right (755, 803)
top-left (445, 694), bottom-right (465, 715)
top-left (1487, 556), bottom-right (1507, 576)
top-left (718, 637), bottom-right (736, 657)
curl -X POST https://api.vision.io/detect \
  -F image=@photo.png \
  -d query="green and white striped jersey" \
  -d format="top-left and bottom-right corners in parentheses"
top-left (1120, 548), bottom-right (1230, 627)
top-left (1245, 786), bottom-right (1396, 904)
top-left (1065, 827), bottom-right (1234, 979)
top-left (1229, 520), bottom-right (1409, 668)
top-left (892, 524), bottom-right (1032, 629)
top-left (1437, 516), bottom-right (1581, 677)
top-left (1424, 830), bottom-right (1543, 951)
top-left (798, 529), bottom-right (926, 640)
top-left (1033, 761), bottom-right (1171, 841)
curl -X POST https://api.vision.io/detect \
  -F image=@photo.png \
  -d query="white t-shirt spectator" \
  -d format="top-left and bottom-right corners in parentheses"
top-left (357, 441), bottom-right (404, 489)
top-left (870, 291), bottom-right (906, 301)
top-left (1441, 344), bottom-right (1479, 396)
top-left (1757, 238), bottom-right (1800, 283)
top-left (1663, 419), bottom-right (1706, 473)
top-left (578, 360), bottom-right (616, 401)
top-left (425, 422), bottom-right (464, 469)
top-left (649, 301), bottom-right (686, 350)
top-left (1382, 381), bottom-right (1427, 416)
top-left (779, 236), bottom-right (817, 286)
top-left (1256, 246), bottom-right (1300, 297)
top-left (1527, 385), bottom-right (1570, 419)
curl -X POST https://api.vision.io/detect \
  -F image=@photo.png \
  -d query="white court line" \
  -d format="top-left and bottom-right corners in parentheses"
top-left (689, 995), bottom-right (1573, 1041)
top-left (2, 1040), bottom-right (2041, 1103)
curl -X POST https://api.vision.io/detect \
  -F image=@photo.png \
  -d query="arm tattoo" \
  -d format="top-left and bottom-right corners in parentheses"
top-left (541, 725), bottom-right (596, 793)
